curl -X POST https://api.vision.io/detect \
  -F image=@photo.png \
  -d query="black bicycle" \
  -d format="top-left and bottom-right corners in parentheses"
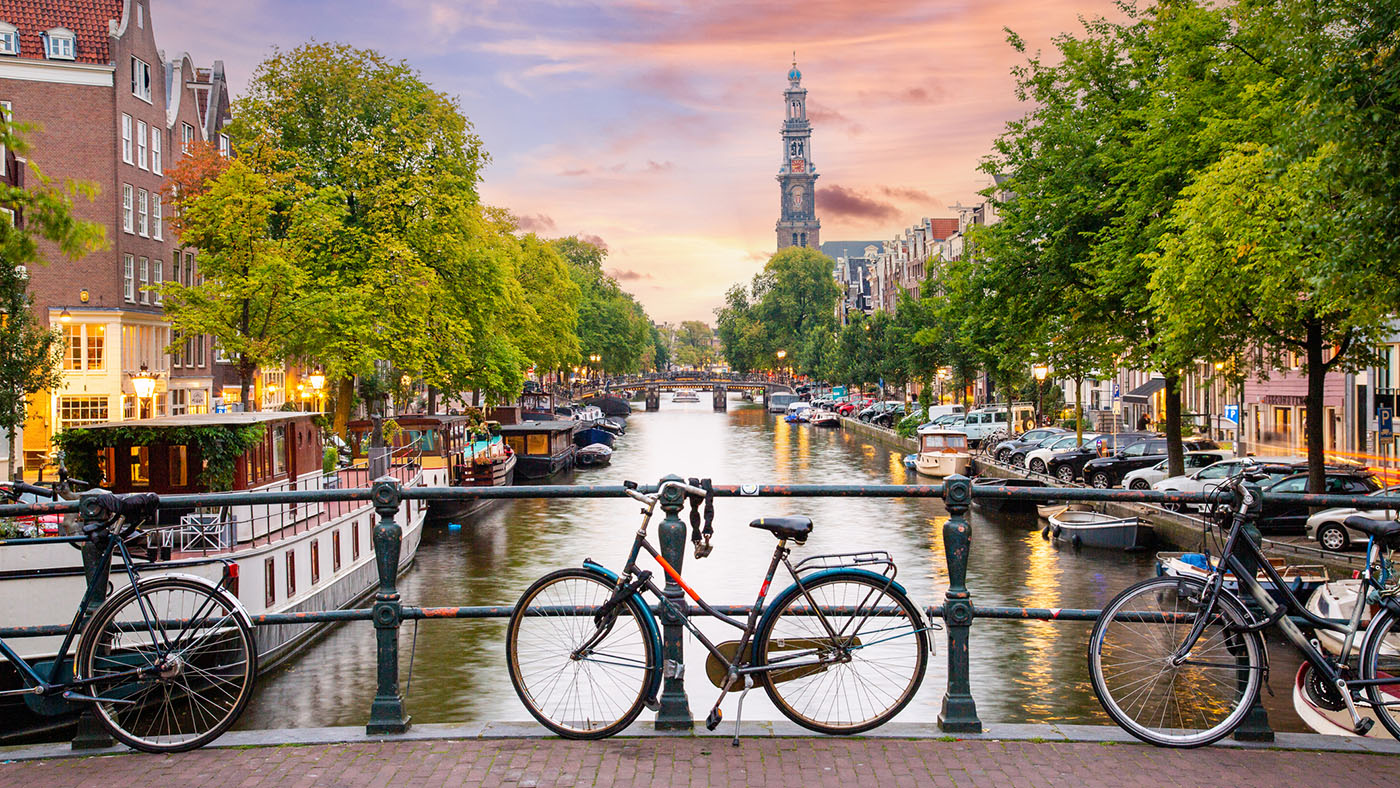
top-left (505, 478), bottom-right (933, 741)
top-left (1088, 469), bottom-right (1400, 747)
top-left (0, 490), bottom-right (257, 752)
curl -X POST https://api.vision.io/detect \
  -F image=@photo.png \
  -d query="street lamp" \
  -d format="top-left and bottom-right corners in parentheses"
top-left (776, 349), bottom-right (787, 383)
top-left (132, 363), bottom-right (156, 420)
top-left (1032, 361), bottom-right (1050, 429)
top-left (308, 370), bottom-right (326, 414)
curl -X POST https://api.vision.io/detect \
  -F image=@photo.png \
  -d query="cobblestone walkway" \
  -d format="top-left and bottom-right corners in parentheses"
top-left (3, 737), bottom-right (1397, 788)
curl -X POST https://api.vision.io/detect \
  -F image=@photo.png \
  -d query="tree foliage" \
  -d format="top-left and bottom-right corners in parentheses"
top-left (715, 246), bottom-right (839, 375)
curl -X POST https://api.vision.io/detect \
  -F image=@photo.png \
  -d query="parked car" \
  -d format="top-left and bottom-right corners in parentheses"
top-left (1024, 433), bottom-right (1100, 474)
top-left (930, 413), bottom-right (965, 428)
top-left (836, 401), bottom-right (858, 416)
top-left (1305, 485), bottom-right (1400, 552)
top-left (1251, 470), bottom-right (1382, 534)
top-left (859, 400), bottom-right (903, 423)
top-left (1081, 439), bottom-right (1221, 489)
top-left (1121, 450), bottom-right (1235, 490)
top-left (1045, 432), bottom-right (1158, 483)
top-left (992, 427), bottom-right (1068, 464)
top-left (1150, 455), bottom-right (1303, 511)
top-left (871, 405), bottom-right (907, 428)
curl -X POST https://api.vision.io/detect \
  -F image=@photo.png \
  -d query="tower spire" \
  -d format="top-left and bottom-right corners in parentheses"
top-left (776, 57), bottom-right (818, 251)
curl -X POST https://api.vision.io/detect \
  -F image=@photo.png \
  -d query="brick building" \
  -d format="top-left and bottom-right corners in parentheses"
top-left (0, 0), bottom-right (228, 474)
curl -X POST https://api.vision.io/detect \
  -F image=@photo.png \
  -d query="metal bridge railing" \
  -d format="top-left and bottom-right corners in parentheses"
top-left (1, 476), bottom-right (1396, 747)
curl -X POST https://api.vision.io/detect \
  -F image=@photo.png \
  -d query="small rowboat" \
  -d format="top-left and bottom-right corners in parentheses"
top-left (1046, 509), bottom-right (1152, 550)
top-left (1305, 580), bottom-right (1400, 658)
top-left (575, 443), bottom-right (613, 469)
top-left (1156, 552), bottom-right (1327, 606)
top-left (809, 410), bottom-right (841, 427)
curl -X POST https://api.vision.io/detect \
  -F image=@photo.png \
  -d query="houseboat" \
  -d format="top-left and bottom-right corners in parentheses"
top-left (0, 412), bottom-right (440, 744)
top-left (499, 421), bottom-right (578, 479)
top-left (914, 427), bottom-right (972, 478)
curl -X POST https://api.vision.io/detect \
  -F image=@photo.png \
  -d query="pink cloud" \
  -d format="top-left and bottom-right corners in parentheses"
top-left (514, 212), bottom-right (557, 233)
top-left (817, 185), bottom-right (902, 223)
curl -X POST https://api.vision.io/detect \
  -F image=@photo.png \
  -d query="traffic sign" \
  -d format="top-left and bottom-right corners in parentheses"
top-left (1381, 407), bottom-right (1394, 440)
top-left (1224, 404), bottom-right (1239, 425)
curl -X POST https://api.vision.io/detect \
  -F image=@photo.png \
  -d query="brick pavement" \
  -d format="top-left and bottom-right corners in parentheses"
top-left (2, 737), bottom-right (1397, 788)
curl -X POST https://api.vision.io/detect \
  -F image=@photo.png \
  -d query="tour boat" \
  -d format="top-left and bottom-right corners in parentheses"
top-left (1305, 580), bottom-right (1400, 658)
top-left (1292, 663), bottom-right (1398, 740)
top-left (1155, 552), bottom-right (1327, 606)
top-left (672, 389), bottom-right (701, 403)
top-left (1047, 509), bottom-right (1152, 550)
top-left (575, 443), bottom-right (613, 469)
top-left (0, 412), bottom-right (439, 744)
top-left (499, 421), bottom-right (577, 479)
top-left (914, 427), bottom-right (972, 478)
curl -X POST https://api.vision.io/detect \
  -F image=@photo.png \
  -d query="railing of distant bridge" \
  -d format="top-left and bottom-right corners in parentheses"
top-left (2, 478), bottom-right (1395, 748)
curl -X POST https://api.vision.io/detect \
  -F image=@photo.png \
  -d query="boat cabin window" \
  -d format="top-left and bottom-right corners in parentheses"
top-left (170, 445), bottom-right (188, 486)
top-left (922, 434), bottom-right (966, 450)
top-left (130, 446), bottom-right (150, 487)
top-left (527, 434), bottom-right (549, 455)
top-left (273, 426), bottom-right (287, 475)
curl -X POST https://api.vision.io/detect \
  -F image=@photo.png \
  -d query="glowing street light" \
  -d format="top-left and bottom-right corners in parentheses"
top-left (1031, 361), bottom-right (1050, 430)
top-left (131, 363), bottom-right (156, 419)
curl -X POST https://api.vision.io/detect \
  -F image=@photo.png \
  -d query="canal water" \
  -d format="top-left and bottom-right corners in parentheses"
top-left (238, 396), bottom-right (1308, 732)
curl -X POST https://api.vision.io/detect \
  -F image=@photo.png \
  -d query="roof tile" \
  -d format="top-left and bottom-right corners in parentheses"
top-left (0, 0), bottom-right (124, 65)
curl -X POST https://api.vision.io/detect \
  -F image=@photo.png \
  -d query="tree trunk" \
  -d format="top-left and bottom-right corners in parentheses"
top-left (427, 386), bottom-right (438, 415)
top-left (1074, 375), bottom-right (1084, 444)
top-left (1164, 371), bottom-right (1184, 478)
top-left (333, 377), bottom-right (354, 439)
top-left (238, 357), bottom-right (257, 413)
top-left (7, 426), bottom-right (17, 482)
top-left (1305, 318), bottom-right (1326, 494)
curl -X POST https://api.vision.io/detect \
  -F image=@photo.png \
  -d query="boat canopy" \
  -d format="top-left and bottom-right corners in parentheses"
top-left (919, 430), bottom-right (968, 451)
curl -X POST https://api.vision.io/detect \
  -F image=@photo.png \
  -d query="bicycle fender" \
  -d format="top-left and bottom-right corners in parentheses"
top-left (582, 560), bottom-right (663, 701)
top-left (757, 568), bottom-right (914, 643)
top-left (139, 572), bottom-right (254, 629)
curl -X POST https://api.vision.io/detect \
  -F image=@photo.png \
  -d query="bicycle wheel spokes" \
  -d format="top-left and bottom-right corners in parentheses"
top-left (79, 578), bottom-right (256, 752)
top-left (507, 570), bottom-right (655, 738)
top-left (1089, 576), bottom-right (1261, 747)
top-left (1361, 608), bottom-right (1400, 739)
top-left (759, 574), bottom-right (928, 734)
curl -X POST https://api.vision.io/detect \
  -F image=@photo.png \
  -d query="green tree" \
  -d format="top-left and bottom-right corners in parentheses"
top-left (674, 320), bottom-right (715, 369)
top-left (0, 119), bottom-right (105, 475)
top-left (715, 247), bottom-right (839, 377)
top-left (552, 237), bottom-right (652, 374)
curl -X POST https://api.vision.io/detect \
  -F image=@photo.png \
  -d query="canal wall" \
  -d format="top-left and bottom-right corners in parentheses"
top-left (839, 416), bottom-right (917, 453)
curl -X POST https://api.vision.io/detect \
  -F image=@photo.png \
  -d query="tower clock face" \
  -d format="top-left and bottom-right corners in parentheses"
top-left (789, 184), bottom-right (806, 211)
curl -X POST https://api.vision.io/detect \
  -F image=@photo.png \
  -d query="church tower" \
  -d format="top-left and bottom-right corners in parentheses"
top-left (776, 55), bottom-right (820, 251)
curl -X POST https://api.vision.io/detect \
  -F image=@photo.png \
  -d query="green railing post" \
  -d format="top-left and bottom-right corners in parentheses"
top-left (366, 476), bottom-right (410, 734)
top-left (70, 494), bottom-right (115, 750)
top-left (1232, 479), bottom-right (1275, 742)
top-left (654, 474), bottom-right (693, 730)
top-left (939, 474), bottom-right (982, 733)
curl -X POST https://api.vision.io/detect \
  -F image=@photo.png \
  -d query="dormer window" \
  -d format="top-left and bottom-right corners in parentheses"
top-left (44, 28), bottom-right (76, 61)
top-left (0, 23), bottom-right (18, 56)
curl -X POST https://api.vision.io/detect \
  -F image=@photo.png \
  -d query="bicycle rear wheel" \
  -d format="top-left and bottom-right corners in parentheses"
top-left (755, 571), bottom-right (928, 734)
top-left (1088, 575), bottom-right (1262, 747)
top-left (76, 576), bottom-right (257, 753)
top-left (1359, 606), bottom-right (1400, 739)
top-left (506, 568), bottom-right (657, 739)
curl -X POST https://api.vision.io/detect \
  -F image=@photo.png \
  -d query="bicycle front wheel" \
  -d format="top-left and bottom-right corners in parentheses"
top-left (506, 568), bottom-right (657, 739)
top-left (1359, 606), bottom-right (1400, 739)
top-left (76, 576), bottom-right (257, 753)
top-left (1088, 576), bottom-right (1262, 747)
top-left (756, 572), bottom-right (928, 734)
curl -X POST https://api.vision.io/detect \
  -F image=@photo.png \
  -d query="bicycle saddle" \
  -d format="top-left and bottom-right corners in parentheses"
top-left (749, 516), bottom-right (813, 542)
top-left (1343, 515), bottom-right (1400, 542)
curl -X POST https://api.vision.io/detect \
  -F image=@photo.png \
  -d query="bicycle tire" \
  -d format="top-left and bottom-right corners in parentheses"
top-left (505, 568), bottom-right (657, 739)
top-left (1359, 605), bottom-right (1400, 740)
top-left (1088, 575), bottom-right (1262, 748)
top-left (755, 571), bottom-right (928, 734)
top-left (76, 575), bottom-right (257, 753)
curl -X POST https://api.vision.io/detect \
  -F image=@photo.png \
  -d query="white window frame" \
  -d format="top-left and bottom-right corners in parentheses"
top-left (219, 133), bottom-right (230, 157)
top-left (152, 194), bottom-right (162, 240)
top-left (123, 255), bottom-right (135, 303)
top-left (44, 29), bottom-right (75, 61)
top-left (131, 57), bottom-right (151, 102)
top-left (139, 257), bottom-right (149, 304)
top-left (121, 114), bottom-right (133, 164)
top-left (0, 101), bottom-right (10, 178)
top-left (150, 129), bottom-right (161, 174)
top-left (122, 184), bottom-right (134, 233)
top-left (0, 23), bottom-right (17, 56)
top-left (181, 123), bottom-right (194, 152)
top-left (137, 188), bottom-right (148, 237)
top-left (136, 120), bottom-right (147, 169)
top-left (153, 257), bottom-right (163, 304)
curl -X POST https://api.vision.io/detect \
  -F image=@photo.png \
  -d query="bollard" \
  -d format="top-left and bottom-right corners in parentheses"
top-left (654, 474), bottom-right (693, 729)
top-left (366, 476), bottom-right (410, 734)
top-left (1231, 479), bottom-right (1275, 742)
top-left (70, 494), bottom-right (115, 750)
top-left (938, 474), bottom-right (982, 733)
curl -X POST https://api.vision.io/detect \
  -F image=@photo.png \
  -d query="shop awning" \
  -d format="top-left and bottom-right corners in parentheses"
top-left (1121, 377), bottom-right (1166, 404)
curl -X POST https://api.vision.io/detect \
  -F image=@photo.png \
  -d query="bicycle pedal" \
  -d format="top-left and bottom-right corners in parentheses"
top-left (61, 690), bottom-right (136, 706)
top-left (1354, 717), bottom-right (1374, 736)
top-left (706, 707), bottom-right (722, 731)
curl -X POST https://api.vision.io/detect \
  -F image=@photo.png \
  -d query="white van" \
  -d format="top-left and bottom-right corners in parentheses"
top-left (925, 404), bottom-right (964, 421)
top-left (956, 404), bottom-right (1036, 446)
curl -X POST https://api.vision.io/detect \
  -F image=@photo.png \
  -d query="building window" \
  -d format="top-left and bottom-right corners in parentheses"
top-left (150, 129), bottom-right (161, 174)
top-left (139, 257), bottom-right (149, 304)
top-left (186, 335), bottom-right (194, 367)
top-left (152, 195), bottom-right (162, 241)
top-left (122, 184), bottom-right (133, 233)
top-left (181, 123), bottom-right (194, 152)
top-left (0, 101), bottom-right (10, 177)
top-left (129, 446), bottom-right (149, 485)
top-left (185, 251), bottom-right (196, 285)
top-left (171, 330), bottom-right (182, 368)
top-left (137, 189), bottom-right (148, 237)
top-left (121, 115), bottom-right (132, 164)
top-left (197, 334), bottom-right (206, 367)
top-left (172, 250), bottom-right (181, 286)
top-left (131, 57), bottom-right (151, 101)
top-left (123, 255), bottom-right (135, 302)
top-left (62, 325), bottom-right (82, 370)
top-left (219, 133), bottom-right (230, 157)
top-left (44, 29), bottom-right (75, 61)
top-left (58, 396), bottom-right (108, 431)
top-left (0, 23), bottom-right (18, 55)
top-left (136, 120), bottom-right (147, 169)
top-left (170, 389), bottom-right (187, 416)
top-left (153, 256), bottom-right (163, 301)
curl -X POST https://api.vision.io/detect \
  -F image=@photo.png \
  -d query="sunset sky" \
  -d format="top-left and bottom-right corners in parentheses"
top-left (156, 0), bottom-right (1119, 323)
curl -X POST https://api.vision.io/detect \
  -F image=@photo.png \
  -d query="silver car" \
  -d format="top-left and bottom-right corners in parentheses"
top-left (1305, 485), bottom-right (1400, 552)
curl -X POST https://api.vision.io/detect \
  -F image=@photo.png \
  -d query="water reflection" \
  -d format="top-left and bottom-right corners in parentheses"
top-left (239, 395), bottom-right (1307, 731)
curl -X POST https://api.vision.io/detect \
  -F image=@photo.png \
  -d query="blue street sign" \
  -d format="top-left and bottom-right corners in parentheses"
top-left (1224, 404), bottom-right (1239, 425)
top-left (1381, 407), bottom-right (1394, 440)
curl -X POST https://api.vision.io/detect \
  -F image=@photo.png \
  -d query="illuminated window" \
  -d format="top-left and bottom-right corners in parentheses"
top-left (129, 446), bottom-right (149, 486)
top-left (170, 445), bottom-right (187, 486)
top-left (62, 324), bottom-right (105, 370)
top-left (58, 396), bottom-right (108, 430)
top-left (63, 325), bottom-right (82, 370)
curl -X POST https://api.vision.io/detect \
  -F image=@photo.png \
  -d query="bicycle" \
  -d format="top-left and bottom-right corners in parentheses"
top-left (0, 489), bottom-right (257, 752)
top-left (1087, 468), bottom-right (1400, 747)
top-left (505, 477), bottom-right (933, 742)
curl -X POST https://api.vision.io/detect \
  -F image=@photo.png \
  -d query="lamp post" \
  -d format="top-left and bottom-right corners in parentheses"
top-left (131, 363), bottom-right (156, 420)
top-left (776, 349), bottom-right (787, 384)
top-left (1211, 360), bottom-right (1224, 441)
top-left (1032, 361), bottom-right (1050, 429)
top-left (308, 370), bottom-right (326, 414)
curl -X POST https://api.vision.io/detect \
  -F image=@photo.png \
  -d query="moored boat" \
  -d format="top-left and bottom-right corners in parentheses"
top-left (572, 423), bottom-right (616, 449)
top-left (672, 389), bottom-right (701, 403)
top-left (1292, 663), bottom-right (1398, 740)
top-left (972, 477), bottom-right (1050, 515)
top-left (576, 443), bottom-right (613, 469)
top-left (1047, 509), bottom-right (1152, 550)
top-left (1156, 552), bottom-right (1328, 606)
top-left (914, 427), bottom-right (971, 478)
top-left (1305, 580), bottom-right (1400, 658)
top-left (499, 421), bottom-right (577, 479)
top-left (809, 410), bottom-right (841, 427)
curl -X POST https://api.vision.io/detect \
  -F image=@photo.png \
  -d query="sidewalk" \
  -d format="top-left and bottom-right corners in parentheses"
top-left (2, 723), bottom-right (1397, 788)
